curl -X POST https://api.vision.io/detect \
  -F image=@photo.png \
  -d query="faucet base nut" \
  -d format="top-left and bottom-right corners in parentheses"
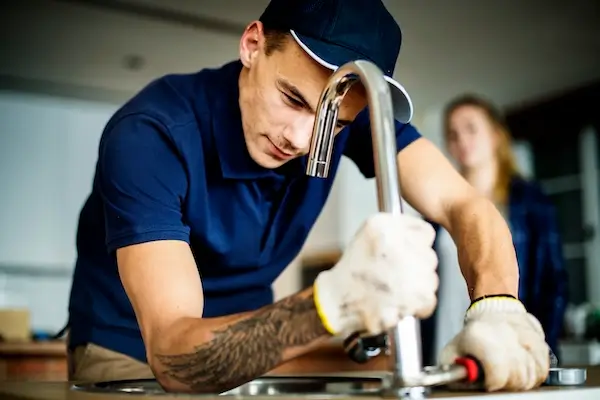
top-left (380, 385), bottom-right (428, 399)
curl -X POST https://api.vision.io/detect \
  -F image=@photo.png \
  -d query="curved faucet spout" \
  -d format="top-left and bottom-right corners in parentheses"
top-left (306, 61), bottom-right (402, 216)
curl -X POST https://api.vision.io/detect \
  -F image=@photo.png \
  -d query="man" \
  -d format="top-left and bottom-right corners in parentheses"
top-left (66, 0), bottom-right (551, 394)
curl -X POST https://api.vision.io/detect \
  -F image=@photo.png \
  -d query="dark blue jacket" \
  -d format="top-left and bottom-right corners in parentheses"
top-left (421, 176), bottom-right (568, 364)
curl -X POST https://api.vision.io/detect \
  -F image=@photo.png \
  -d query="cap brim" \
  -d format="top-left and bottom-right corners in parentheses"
top-left (290, 30), bottom-right (413, 124)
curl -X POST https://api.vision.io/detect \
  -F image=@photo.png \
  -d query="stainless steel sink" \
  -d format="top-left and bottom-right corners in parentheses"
top-left (71, 375), bottom-right (388, 397)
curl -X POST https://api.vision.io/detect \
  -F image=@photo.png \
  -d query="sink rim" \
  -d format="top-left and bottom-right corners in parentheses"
top-left (70, 374), bottom-right (389, 397)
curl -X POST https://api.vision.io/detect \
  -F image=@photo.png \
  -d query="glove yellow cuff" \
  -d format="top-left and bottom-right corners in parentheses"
top-left (313, 281), bottom-right (338, 335)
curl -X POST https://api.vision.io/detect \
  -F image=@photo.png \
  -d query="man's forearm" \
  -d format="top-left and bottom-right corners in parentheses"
top-left (152, 288), bottom-right (330, 393)
top-left (446, 195), bottom-right (520, 300)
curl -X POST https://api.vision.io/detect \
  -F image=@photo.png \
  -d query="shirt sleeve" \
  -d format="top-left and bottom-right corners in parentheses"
top-left (97, 113), bottom-right (191, 253)
top-left (343, 107), bottom-right (422, 178)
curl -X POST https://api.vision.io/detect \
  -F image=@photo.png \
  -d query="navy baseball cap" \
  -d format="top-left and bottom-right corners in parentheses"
top-left (259, 0), bottom-right (413, 123)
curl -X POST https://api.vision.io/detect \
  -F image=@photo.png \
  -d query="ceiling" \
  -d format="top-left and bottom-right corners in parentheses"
top-left (104, 0), bottom-right (600, 113)
top-left (2, 0), bottom-right (599, 119)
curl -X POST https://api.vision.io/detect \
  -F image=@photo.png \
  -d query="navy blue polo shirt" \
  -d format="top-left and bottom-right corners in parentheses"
top-left (67, 60), bottom-right (421, 363)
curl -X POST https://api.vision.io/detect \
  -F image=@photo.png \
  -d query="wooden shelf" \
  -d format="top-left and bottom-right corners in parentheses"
top-left (0, 340), bottom-right (66, 357)
top-left (0, 340), bottom-right (67, 381)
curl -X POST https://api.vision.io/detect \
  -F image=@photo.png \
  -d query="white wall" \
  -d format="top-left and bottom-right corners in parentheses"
top-left (0, 92), bottom-right (118, 267)
top-left (0, 91), bottom-right (119, 332)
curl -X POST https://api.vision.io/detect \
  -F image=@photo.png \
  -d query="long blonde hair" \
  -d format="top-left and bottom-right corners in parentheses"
top-left (443, 94), bottom-right (521, 205)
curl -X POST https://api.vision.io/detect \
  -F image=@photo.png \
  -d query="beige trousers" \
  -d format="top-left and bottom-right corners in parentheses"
top-left (68, 343), bottom-right (155, 382)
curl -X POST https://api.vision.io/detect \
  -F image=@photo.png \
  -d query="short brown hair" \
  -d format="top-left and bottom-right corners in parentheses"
top-left (263, 26), bottom-right (291, 56)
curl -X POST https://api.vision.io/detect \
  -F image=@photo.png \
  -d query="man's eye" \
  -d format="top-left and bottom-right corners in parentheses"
top-left (283, 93), bottom-right (303, 108)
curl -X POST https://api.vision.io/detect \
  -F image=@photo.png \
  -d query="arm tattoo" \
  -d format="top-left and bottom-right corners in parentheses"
top-left (156, 292), bottom-right (329, 393)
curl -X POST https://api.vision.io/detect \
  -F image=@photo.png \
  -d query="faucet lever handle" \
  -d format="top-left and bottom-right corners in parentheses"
top-left (343, 331), bottom-right (389, 364)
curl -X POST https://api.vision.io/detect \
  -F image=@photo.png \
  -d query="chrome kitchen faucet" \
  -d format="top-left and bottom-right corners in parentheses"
top-left (305, 60), bottom-right (476, 399)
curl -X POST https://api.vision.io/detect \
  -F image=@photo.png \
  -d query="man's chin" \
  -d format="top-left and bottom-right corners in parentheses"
top-left (252, 151), bottom-right (287, 170)
top-left (261, 159), bottom-right (286, 170)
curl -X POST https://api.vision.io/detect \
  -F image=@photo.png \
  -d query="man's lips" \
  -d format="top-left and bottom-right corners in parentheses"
top-left (267, 138), bottom-right (294, 160)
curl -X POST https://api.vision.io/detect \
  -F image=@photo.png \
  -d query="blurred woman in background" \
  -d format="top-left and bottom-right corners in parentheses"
top-left (421, 94), bottom-right (568, 365)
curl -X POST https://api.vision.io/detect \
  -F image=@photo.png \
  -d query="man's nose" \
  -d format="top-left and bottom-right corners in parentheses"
top-left (282, 115), bottom-right (315, 154)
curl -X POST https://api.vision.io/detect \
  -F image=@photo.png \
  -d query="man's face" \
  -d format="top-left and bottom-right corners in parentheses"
top-left (238, 22), bottom-right (367, 169)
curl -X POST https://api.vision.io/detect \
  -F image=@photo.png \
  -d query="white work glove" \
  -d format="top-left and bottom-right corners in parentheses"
top-left (439, 297), bottom-right (550, 392)
top-left (313, 212), bottom-right (439, 338)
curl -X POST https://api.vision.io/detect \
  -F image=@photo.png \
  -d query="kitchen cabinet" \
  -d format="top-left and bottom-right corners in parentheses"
top-left (0, 341), bottom-right (67, 381)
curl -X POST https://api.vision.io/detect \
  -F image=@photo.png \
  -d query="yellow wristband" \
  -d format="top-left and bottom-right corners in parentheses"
top-left (466, 296), bottom-right (526, 321)
top-left (467, 295), bottom-right (522, 312)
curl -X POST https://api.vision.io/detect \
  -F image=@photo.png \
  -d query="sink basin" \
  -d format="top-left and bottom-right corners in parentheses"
top-left (71, 375), bottom-right (388, 397)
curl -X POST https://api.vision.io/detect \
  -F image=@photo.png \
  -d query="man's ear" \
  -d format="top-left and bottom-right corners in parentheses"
top-left (239, 21), bottom-right (265, 68)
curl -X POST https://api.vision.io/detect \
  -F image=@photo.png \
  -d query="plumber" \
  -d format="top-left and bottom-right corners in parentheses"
top-left (64, 0), bottom-right (551, 394)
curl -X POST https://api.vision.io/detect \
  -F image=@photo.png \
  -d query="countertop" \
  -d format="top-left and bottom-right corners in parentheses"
top-left (1, 367), bottom-right (599, 400)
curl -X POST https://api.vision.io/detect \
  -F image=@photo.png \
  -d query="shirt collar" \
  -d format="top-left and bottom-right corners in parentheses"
top-left (207, 60), bottom-right (307, 180)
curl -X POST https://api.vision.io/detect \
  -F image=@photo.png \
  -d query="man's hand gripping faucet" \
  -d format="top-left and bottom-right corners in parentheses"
top-left (312, 212), bottom-right (551, 392)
